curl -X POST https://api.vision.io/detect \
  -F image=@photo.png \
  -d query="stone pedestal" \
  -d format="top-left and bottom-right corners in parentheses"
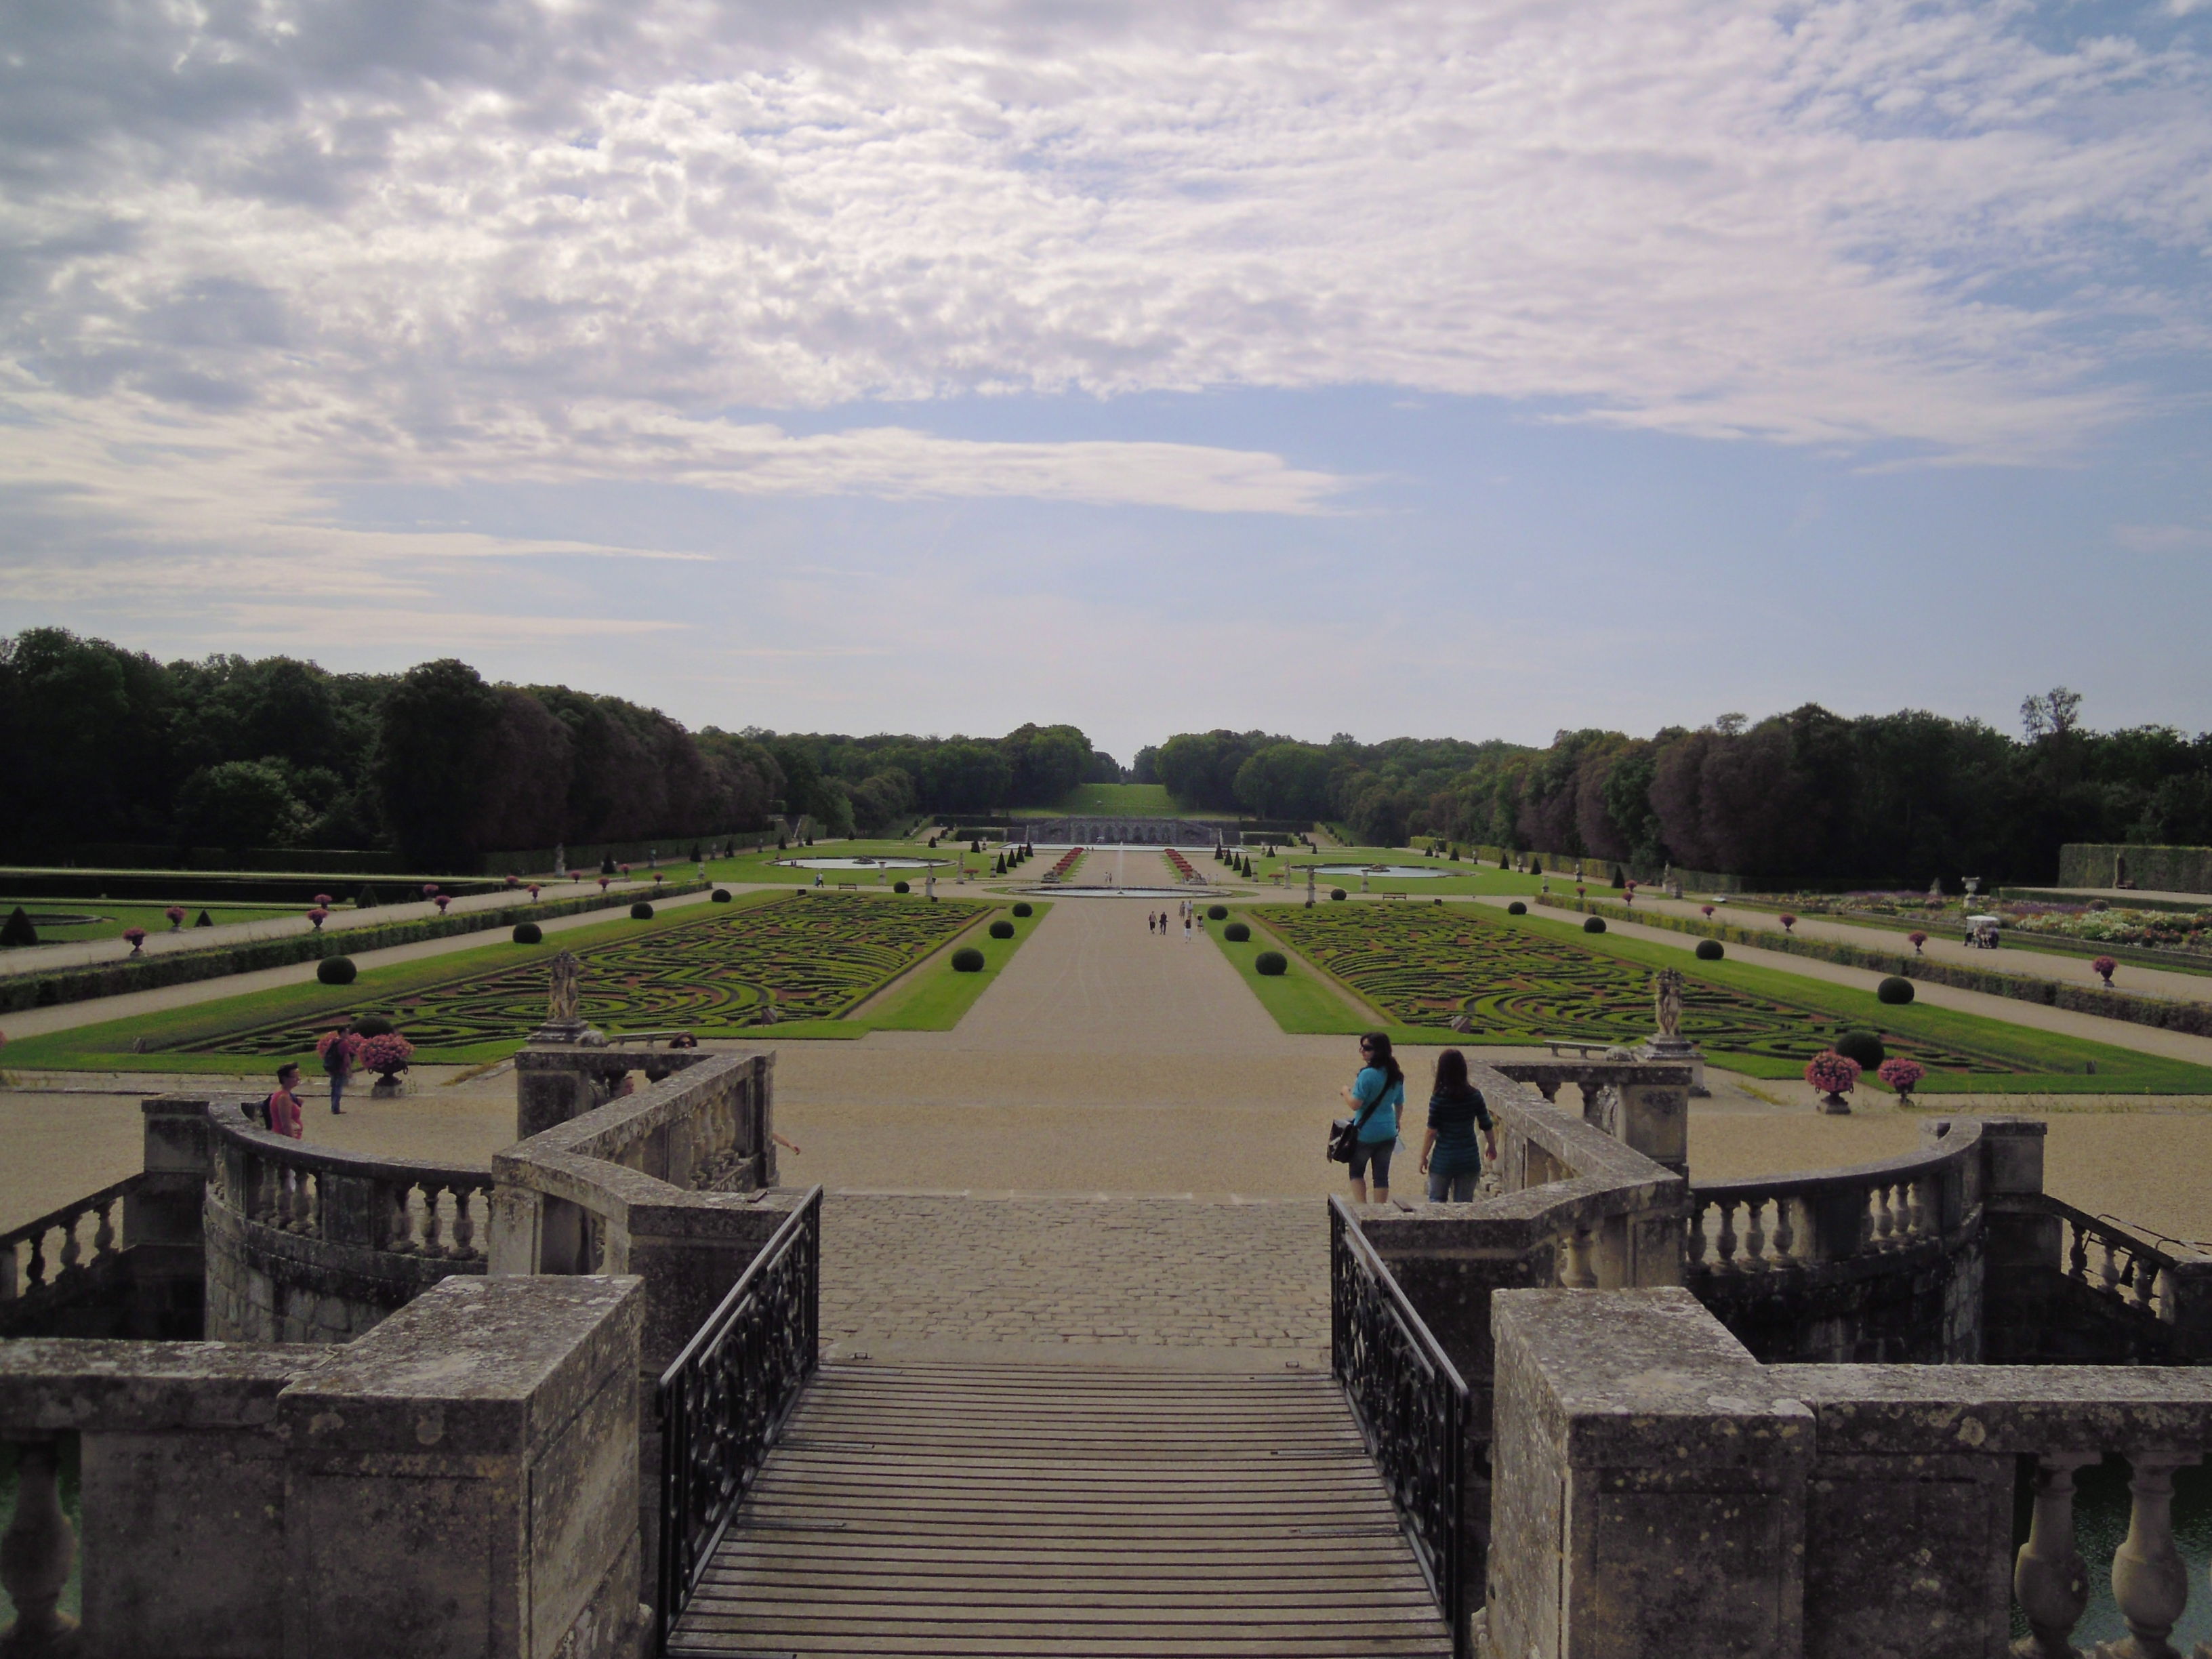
top-left (1636, 1034), bottom-right (1706, 1096)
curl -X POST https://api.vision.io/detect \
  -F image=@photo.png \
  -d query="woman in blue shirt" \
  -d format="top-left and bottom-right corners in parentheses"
top-left (1341, 1031), bottom-right (1406, 1204)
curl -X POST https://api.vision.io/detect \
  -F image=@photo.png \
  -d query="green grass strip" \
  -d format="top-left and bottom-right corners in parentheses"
top-left (860, 903), bottom-right (1052, 1031)
top-left (1210, 920), bottom-right (1378, 1036)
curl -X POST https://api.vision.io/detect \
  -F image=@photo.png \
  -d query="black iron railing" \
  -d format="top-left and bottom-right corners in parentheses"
top-left (1330, 1196), bottom-right (1470, 1659)
top-left (655, 1185), bottom-right (823, 1652)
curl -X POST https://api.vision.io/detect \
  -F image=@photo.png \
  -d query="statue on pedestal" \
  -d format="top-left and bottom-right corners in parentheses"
top-left (530, 949), bottom-right (603, 1045)
top-left (1654, 968), bottom-right (1685, 1039)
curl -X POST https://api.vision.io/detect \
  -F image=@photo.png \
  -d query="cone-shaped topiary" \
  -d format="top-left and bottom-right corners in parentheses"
top-left (316, 956), bottom-right (357, 985)
top-left (951, 947), bottom-right (985, 972)
top-left (1695, 938), bottom-right (1724, 960)
top-left (0, 905), bottom-right (37, 947)
top-left (195, 909), bottom-right (214, 927)
top-left (1877, 976), bottom-right (1915, 1005)
top-left (1224, 922), bottom-right (1250, 942)
top-left (1255, 950), bottom-right (1288, 975)
top-left (513, 922), bottom-right (543, 944)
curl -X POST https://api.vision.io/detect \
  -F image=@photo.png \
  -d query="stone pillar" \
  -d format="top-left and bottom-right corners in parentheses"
top-left (279, 1275), bottom-right (648, 1659)
top-left (1611, 1082), bottom-right (1688, 1176)
top-left (1486, 1287), bottom-right (1812, 1659)
top-left (129, 1094), bottom-right (217, 1335)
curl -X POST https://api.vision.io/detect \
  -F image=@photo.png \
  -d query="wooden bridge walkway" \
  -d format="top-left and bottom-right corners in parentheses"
top-left (665, 1357), bottom-right (1454, 1657)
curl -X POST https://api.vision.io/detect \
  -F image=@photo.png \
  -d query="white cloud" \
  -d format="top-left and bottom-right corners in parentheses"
top-left (2115, 521), bottom-right (2212, 552)
top-left (0, 0), bottom-right (2207, 574)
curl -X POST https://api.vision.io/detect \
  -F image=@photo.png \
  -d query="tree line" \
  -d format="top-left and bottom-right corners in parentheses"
top-left (1139, 699), bottom-right (2212, 883)
top-left (0, 630), bottom-right (1117, 869)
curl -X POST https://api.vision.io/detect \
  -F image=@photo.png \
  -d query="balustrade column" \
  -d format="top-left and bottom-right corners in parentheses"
top-left (56, 1209), bottom-right (82, 1274)
top-left (2013, 1452), bottom-right (2099, 1659)
top-left (2100, 1452), bottom-right (2202, 1659)
top-left (1742, 1199), bottom-right (1767, 1272)
top-left (419, 1184), bottom-right (447, 1258)
top-left (0, 1435), bottom-right (80, 1656)
top-left (1686, 1204), bottom-right (1709, 1271)
top-left (1715, 1200), bottom-right (1739, 1272)
top-left (451, 1189), bottom-right (478, 1260)
top-left (1561, 1227), bottom-right (1597, 1290)
top-left (1770, 1197), bottom-right (1796, 1264)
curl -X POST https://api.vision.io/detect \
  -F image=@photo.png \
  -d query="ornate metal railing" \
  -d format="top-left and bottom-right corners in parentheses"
top-left (656, 1184), bottom-right (823, 1652)
top-left (1330, 1196), bottom-right (1470, 1659)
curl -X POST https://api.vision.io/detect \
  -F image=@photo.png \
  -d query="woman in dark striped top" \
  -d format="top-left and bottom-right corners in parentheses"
top-left (1418, 1048), bottom-right (1498, 1203)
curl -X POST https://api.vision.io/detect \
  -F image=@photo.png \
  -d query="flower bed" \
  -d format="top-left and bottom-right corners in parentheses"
top-left (1164, 849), bottom-right (1200, 882)
top-left (1045, 847), bottom-right (1087, 882)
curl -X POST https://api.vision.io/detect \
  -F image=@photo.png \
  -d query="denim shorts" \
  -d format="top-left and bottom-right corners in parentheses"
top-left (1348, 1137), bottom-right (1395, 1185)
top-left (1427, 1167), bottom-right (1477, 1203)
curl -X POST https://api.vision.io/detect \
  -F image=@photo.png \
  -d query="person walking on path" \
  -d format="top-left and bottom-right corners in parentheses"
top-left (1418, 1048), bottom-right (1498, 1203)
top-left (265, 1063), bottom-right (306, 1140)
top-left (1183, 910), bottom-right (1193, 943)
top-left (319, 1026), bottom-right (357, 1114)
top-left (1341, 1032), bottom-right (1405, 1205)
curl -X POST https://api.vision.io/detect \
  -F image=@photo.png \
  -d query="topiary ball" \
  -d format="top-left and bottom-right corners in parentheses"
top-left (352, 1013), bottom-right (394, 1038)
top-left (630, 902), bottom-right (655, 920)
top-left (1506, 901), bottom-right (1528, 916)
top-left (1835, 1029), bottom-right (1887, 1069)
top-left (1330, 888), bottom-right (1347, 902)
top-left (1255, 950), bottom-right (1288, 976)
top-left (1583, 916), bottom-right (1607, 934)
top-left (513, 922), bottom-right (544, 945)
top-left (951, 947), bottom-right (985, 972)
top-left (1877, 976), bottom-right (1915, 1005)
top-left (316, 956), bottom-right (357, 985)
top-left (1012, 901), bottom-right (1032, 917)
top-left (1695, 938), bottom-right (1724, 961)
top-left (989, 918), bottom-right (1015, 939)
top-left (1224, 921), bottom-right (1250, 942)
top-left (712, 887), bottom-right (733, 903)
top-left (893, 880), bottom-right (911, 895)
top-left (1207, 904), bottom-right (1227, 920)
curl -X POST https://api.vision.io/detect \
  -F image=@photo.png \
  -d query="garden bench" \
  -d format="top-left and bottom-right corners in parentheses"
top-left (836, 882), bottom-right (860, 890)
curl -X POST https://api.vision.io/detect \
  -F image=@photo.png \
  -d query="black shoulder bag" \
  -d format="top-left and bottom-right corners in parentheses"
top-left (1326, 1086), bottom-right (1385, 1165)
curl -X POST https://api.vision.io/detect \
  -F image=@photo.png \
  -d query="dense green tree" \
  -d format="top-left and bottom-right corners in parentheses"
top-left (373, 659), bottom-right (503, 869)
top-left (173, 759), bottom-right (305, 852)
top-left (1234, 743), bottom-right (1336, 819)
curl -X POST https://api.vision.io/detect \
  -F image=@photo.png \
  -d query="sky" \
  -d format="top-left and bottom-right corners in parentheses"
top-left (3, 0), bottom-right (2209, 764)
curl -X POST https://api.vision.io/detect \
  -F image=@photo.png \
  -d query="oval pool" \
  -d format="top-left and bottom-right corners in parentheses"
top-left (775, 857), bottom-right (942, 870)
top-left (1307, 864), bottom-right (1451, 880)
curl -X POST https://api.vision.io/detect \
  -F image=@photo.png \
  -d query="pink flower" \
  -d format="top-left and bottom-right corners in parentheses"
top-left (1701, 905), bottom-right (1715, 919)
top-left (505, 874), bottom-right (519, 887)
top-left (653, 872), bottom-right (664, 884)
top-left (423, 883), bottom-right (439, 897)
top-left (527, 884), bottom-right (541, 900)
top-left (598, 876), bottom-right (611, 891)
top-left (1908, 930), bottom-right (1927, 954)
top-left (307, 907), bottom-right (330, 930)
top-left (314, 893), bottom-right (333, 907)
top-left (434, 895), bottom-right (451, 913)
top-left (123, 926), bottom-right (147, 954)
top-left (621, 863), bottom-right (632, 874)
top-left (1804, 1050), bottom-right (1860, 1096)
top-left (1779, 913), bottom-right (1797, 933)
top-left (2092, 956), bottom-right (2117, 987)
top-left (1877, 1057), bottom-right (1927, 1102)
top-left (165, 905), bottom-right (186, 928)
top-left (315, 1028), bottom-right (361, 1063)
top-left (359, 1033), bottom-right (415, 1076)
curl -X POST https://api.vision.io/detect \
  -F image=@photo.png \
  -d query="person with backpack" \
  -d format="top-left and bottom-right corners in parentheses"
top-left (1418, 1048), bottom-right (1498, 1202)
top-left (1339, 1032), bottom-right (1405, 1204)
top-left (321, 1026), bottom-right (356, 1114)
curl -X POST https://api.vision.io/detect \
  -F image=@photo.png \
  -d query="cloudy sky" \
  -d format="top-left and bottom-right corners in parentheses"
top-left (3, 0), bottom-right (2209, 760)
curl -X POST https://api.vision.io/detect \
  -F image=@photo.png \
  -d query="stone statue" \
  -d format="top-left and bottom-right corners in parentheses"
top-left (548, 950), bottom-right (582, 1023)
top-left (554, 842), bottom-right (566, 878)
top-left (1653, 968), bottom-right (1685, 1039)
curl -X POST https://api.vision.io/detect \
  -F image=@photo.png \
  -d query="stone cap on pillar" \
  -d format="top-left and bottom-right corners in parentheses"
top-left (279, 1274), bottom-right (642, 1458)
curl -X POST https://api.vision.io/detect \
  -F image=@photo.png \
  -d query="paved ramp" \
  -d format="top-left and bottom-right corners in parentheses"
top-left (666, 1358), bottom-right (1452, 1657)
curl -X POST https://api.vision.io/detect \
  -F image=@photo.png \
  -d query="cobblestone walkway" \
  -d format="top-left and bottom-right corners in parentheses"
top-left (819, 1193), bottom-right (1330, 1357)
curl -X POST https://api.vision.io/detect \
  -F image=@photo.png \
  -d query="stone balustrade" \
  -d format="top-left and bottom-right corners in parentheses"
top-left (1483, 1283), bottom-right (2212, 1659)
top-left (0, 1275), bottom-right (647, 1659)
top-left (1490, 1059), bottom-right (1692, 1174)
top-left (1, 1176), bottom-right (139, 1329)
top-left (205, 1108), bottom-right (493, 1342)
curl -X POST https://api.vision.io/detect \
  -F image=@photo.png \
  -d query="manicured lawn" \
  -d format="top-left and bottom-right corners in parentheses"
top-left (700, 838), bottom-right (969, 886)
top-left (2, 889), bottom-right (1033, 1071)
top-left (1250, 844), bottom-right (1547, 900)
top-left (861, 903), bottom-right (1052, 1030)
top-left (1227, 899), bottom-right (2212, 1093)
top-left (1210, 921), bottom-right (1377, 1036)
top-left (0, 899), bottom-right (327, 947)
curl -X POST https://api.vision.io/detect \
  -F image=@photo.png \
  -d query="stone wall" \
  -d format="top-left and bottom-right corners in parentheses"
top-left (1481, 1284), bottom-right (2212, 1659)
top-left (0, 1275), bottom-right (649, 1659)
top-left (2058, 840), bottom-right (2212, 894)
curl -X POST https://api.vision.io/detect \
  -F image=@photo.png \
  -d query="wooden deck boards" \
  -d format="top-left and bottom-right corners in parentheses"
top-left (665, 1359), bottom-right (1452, 1658)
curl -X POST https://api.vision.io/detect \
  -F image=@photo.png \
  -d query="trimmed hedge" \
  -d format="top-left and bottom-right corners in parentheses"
top-left (989, 919), bottom-right (1015, 939)
top-left (951, 947), bottom-right (985, 972)
top-left (1012, 901), bottom-right (1032, 917)
top-left (1877, 976), bottom-right (1915, 1005)
top-left (630, 901), bottom-right (655, 920)
top-left (1835, 1029), bottom-right (1886, 1068)
top-left (1207, 904), bottom-right (1228, 921)
top-left (0, 880), bottom-right (712, 1015)
top-left (1694, 938), bottom-right (1724, 961)
top-left (894, 881), bottom-right (911, 895)
top-left (512, 922), bottom-right (544, 944)
top-left (1583, 916), bottom-right (1606, 934)
top-left (316, 956), bottom-right (357, 985)
top-left (712, 888), bottom-right (734, 903)
top-left (1224, 922), bottom-right (1250, 942)
top-left (1255, 950), bottom-right (1288, 976)
top-left (1506, 901), bottom-right (1528, 916)
top-left (1537, 893), bottom-right (2212, 1038)
top-left (1330, 888), bottom-right (1348, 902)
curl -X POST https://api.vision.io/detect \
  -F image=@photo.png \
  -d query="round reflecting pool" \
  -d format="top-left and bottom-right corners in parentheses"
top-left (1021, 886), bottom-right (1206, 899)
top-left (775, 857), bottom-right (941, 870)
top-left (1307, 863), bottom-right (1451, 879)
